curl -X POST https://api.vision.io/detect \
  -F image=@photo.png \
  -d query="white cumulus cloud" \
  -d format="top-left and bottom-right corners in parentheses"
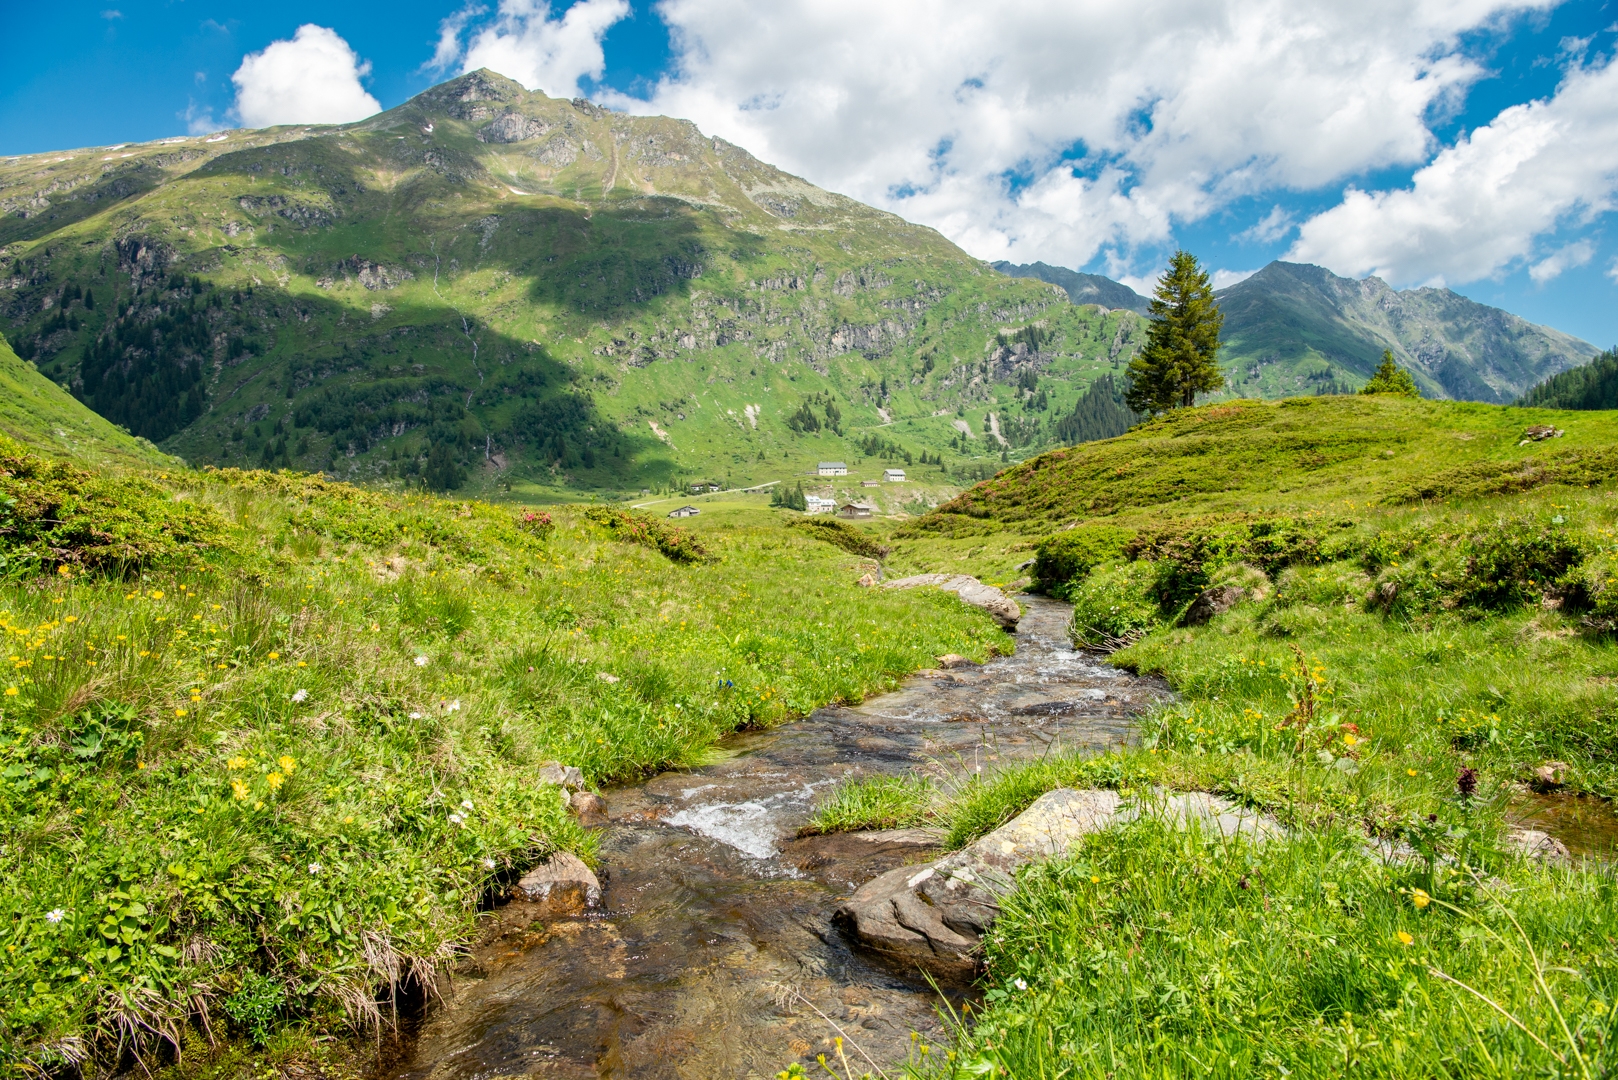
top-left (605, 0), bottom-right (1553, 273)
top-left (434, 0), bottom-right (629, 98)
top-left (231, 25), bottom-right (383, 129)
top-left (1289, 55), bottom-right (1618, 287)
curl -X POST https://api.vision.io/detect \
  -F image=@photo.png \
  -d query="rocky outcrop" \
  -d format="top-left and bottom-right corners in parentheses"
top-left (479, 112), bottom-right (552, 144)
top-left (513, 851), bottom-right (601, 915)
top-left (836, 788), bottom-right (1282, 980)
top-left (537, 761), bottom-right (585, 791)
top-left (1182, 584), bottom-right (1247, 626)
top-left (883, 574), bottom-right (1021, 629)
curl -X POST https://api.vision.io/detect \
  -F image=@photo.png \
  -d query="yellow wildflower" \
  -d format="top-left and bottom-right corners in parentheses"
top-left (4, 687), bottom-right (16, 697)
top-left (266, 771), bottom-right (285, 790)
top-left (226, 756), bottom-right (248, 770)
top-left (278, 755), bottom-right (296, 774)
top-left (150, 590), bottom-right (164, 600)
top-left (230, 778), bottom-right (249, 800)
top-left (268, 651), bottom-right (280, 661)
top-left (1397, 931), bottom-right (1414, 946)
top-left (1412, 889), bottom-right (1432, 908)
top-left (1407, 768), bottom-right (1418, 776)
top-left (1342, 733), bottom-right (1360, 747)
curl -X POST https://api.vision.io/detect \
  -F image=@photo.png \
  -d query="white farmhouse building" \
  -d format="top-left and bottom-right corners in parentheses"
top-left (817, 461), bottom-right (848, 476)
top-left (883, 468), bottom-right (906, 482)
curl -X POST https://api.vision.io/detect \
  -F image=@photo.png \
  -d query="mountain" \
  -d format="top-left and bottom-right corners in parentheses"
top-left (0, 70), bottom-right (1151, 497)
top-left (0, 332), bottom-right (177, 468)
top-left (992, 262), bottom-right (1151, 314)
top-left (1518, 347), bottom-right (1618, 410)
top-left (1213, 261), bottom-right (1598, 403)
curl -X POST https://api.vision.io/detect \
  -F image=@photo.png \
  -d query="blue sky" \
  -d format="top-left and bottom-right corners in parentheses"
top-left (3, 0), bottom-right (1614, 350)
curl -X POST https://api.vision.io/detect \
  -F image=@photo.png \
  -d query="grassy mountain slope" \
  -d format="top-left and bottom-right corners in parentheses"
top-left (1215, 261), bottom-right (1598, 402)
top-left (1519, 346), bottom-right (1618, 410)
top-left (992, 261), bottom-right (1151, 314)
top-left (883, 393), bottom-right (1618, 1076)
top-left (0, 332), bottom-right (176, 469)
top-left (918, 394), bottom-right (1618, 532)
top-left (0, 71), bottom-right (1147, 499)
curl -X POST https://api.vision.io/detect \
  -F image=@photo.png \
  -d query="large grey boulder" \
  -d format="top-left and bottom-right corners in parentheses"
top-left (836, 788), bottom-right (1281, 981)
top-left (883, 574), bottom-right (1022, 629)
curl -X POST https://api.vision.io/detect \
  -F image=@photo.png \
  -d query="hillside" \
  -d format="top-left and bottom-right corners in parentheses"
top-left (0, 71), bottom-right (1151, 499)
top-left (911, 394), bottom-right (1618, 533)
top-left (1214, 261), bottom-right (1597, 402)
top-left (1519, 346), bottom-right (1618, 410)
top-left (0, 332), bottom-right (177, 469)
top-left (992, 262), bottom-right (1151, 314)
top-left (887, 392), bottom-right (1618, 1076)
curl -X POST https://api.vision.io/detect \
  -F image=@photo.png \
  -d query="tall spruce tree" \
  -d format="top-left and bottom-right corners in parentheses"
top-left (1125, 250), bottom-right (1225, 414)
top-left (1360, 350), bottom-right (1421, 398)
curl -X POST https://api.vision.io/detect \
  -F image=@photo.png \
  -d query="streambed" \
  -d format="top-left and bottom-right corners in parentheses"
top-left (389, 597), bottom-right (1167, 1079)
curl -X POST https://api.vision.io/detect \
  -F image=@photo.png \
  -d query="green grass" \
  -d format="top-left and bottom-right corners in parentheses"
top-left (926, 815), bottom-right (1618, 1079)
top-left (0, 438), bottom-right (1011, 1073)
top-left (0, 334), bottom-right (176, 471)
top-left (802, 774), bottom-right (938, 835)
top-left (864, 394), bottom-right (1618, 1078)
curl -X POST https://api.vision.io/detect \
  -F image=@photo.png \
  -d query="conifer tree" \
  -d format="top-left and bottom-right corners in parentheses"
top-left (1125, 250), bottom-right (1225, 414)
top-left (1360, 350), bottom-right (1421, 398)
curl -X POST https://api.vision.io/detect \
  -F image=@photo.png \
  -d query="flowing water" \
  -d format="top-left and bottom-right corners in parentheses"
top-left (390, 598), bottom-right (1168, 1080)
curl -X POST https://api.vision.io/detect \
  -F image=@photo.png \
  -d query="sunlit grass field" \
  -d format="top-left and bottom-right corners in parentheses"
top-left (0, 435), bottom-right (1008, 1073)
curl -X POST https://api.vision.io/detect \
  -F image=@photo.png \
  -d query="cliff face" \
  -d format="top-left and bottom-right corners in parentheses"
top-left (0, 71), bottom-right (1145, 494)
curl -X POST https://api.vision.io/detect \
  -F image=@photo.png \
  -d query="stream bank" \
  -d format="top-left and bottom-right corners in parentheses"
top-left (388, 597), bottom-right (1167, 1079)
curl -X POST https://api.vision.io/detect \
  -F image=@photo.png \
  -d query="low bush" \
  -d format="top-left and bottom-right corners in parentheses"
top-left (1067, 561), bottom-right (1161, 648)
top-left (584, 506), bottom-right (713, 564)
top-left (1031, 525), bottom-right (1133, 594)
top-left (786, 517), bottom-right (891, 560)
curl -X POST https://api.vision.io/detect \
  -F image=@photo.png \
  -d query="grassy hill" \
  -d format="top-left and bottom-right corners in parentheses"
top-left (0, 71), bottom-right (1144, 501)
top-left (880, 393), bottom-right (1618, 1077)
top-left (0, 333), bottom-right (176, 469)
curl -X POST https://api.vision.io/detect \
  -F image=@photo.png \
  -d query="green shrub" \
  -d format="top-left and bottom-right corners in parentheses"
top-left (1456, 516), bottom-right (1582, 610)
top-left (1031, 525), bottom-right (1132, 594)
top-left (786, 517), bottom-right (890, 559)
top-left (1068, 561), bottom-right (1161, 647)
top-left (584, 506), bottom-right (713, 563)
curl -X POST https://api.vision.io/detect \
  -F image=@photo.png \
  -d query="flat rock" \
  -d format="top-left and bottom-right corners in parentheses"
top-left (513, 852), bottom-right (601, 915)
top-left (835, 788), bottom-right (1281, 981)
top-left (1505, 827), bottom-right (1571, 863)
top-left (884, 574), bottom-right (1021, 629)
top-left (1182, 585), bottom-right (1246, 626)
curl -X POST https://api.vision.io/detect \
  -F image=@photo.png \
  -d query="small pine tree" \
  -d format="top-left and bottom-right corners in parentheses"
top-left (1360, 350), bottom-right (1421, 398)
top-left (1125, 250), bottom-right (1225, 414)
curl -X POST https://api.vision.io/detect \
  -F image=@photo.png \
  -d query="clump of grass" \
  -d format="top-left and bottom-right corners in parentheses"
top-left (803, 774), bottom-right (936, 835)
top-left (925, 815), bottom-right (1618, 1079)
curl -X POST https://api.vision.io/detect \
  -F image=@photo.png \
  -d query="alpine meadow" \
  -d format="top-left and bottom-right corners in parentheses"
top-left (2, 47), bottom-right (1618, 1080)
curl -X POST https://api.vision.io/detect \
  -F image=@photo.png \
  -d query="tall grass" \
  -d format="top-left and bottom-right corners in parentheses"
top-left (0, 451), bottom-right (1010, 1071)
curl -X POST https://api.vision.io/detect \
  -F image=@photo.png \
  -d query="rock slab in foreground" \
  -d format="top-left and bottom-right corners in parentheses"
top-left (835, 788), bottom-right (1282, 981)
top-left (513, 852), bottom-right (601, 916)
top-left (883, 574), bottom-right (1022, 629)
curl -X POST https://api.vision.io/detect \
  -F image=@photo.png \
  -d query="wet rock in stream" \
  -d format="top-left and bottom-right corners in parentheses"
top-left (390, 598), bottom-right (1167, 1080)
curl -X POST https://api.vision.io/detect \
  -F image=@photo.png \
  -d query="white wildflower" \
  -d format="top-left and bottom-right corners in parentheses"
top-left (460, 799), bottom-right (474, 810)
top-left (45, 908), bottom-right (66, 924)
top-left (409, 711), bottom-right (423, 720)
top-left (447, 812), bottom-right (465, 826)
top-left (445, 699), bottom-right (461, 712)
top-left (1013, 977), bottom-right (1028, 991)
top-left (307, 862), bottom-right (321, 875)
top-left (414, 655), bottom-right (429, 667)
top-left (481, 857), bottom-right (496, 870)
top-left (291, 688), bottom-right (309, 703)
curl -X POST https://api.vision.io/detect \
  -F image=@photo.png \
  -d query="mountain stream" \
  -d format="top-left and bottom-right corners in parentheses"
top-left (389, 598), bottom-right (1167, 1079)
